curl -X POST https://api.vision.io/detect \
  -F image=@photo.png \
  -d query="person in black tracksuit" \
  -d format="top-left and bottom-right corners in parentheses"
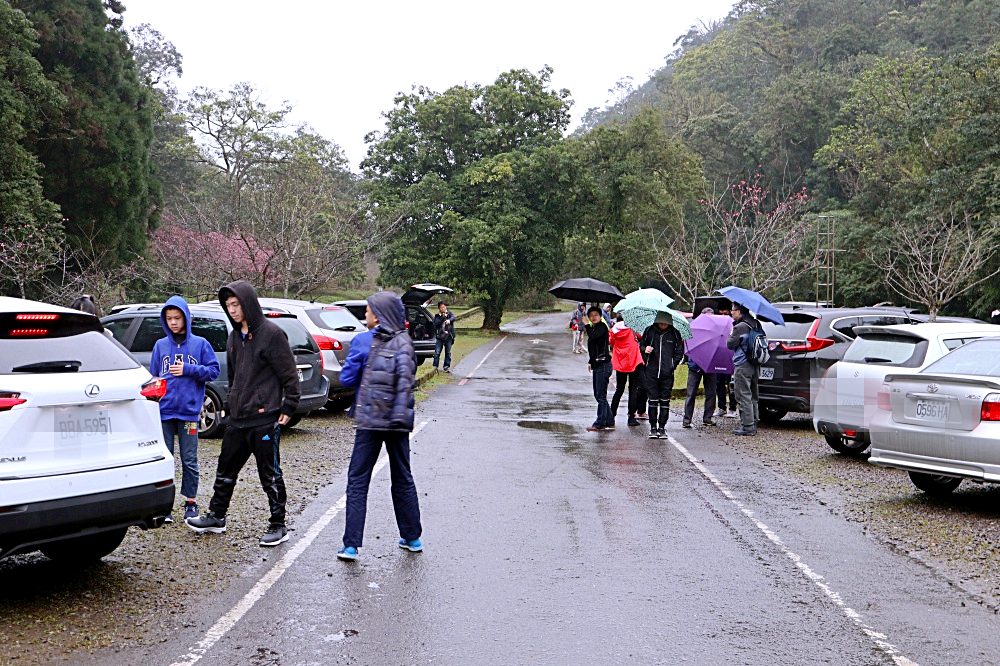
top-left (641, 313), bottom-right (685, 439)
top-left (186, 280), bottom-right (301, 547)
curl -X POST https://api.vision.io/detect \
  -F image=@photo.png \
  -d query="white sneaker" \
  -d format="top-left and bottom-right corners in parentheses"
top-left (714, 409), bottom-right (725, 418)
top-left (725, 410), bottom-right (738, 419)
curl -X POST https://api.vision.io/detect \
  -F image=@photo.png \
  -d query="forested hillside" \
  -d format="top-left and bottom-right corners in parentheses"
top-left (574, 0), bottom-right (1000, 317)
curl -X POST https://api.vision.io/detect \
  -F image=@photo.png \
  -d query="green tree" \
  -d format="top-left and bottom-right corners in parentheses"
top-left (0, 2), bottom-right (64, 297)
top-left (364, 68), bottom-right (577, 329)
top-left (13, 0), bottom-right (158, 266)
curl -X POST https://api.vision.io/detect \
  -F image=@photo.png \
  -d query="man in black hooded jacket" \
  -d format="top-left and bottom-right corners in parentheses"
top-left (186, 280), bottom-right (301, 547)
top-left (641, 313), bottom-right (685, 438)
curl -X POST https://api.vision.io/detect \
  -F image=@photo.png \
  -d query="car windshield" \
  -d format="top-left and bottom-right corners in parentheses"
top-left (762, 313), bottom-right (815, 340)
top-left (307, 308), bottom-right (363, 332)
top-left (842, 334), bottom-right (927, 367)
top-left (0, 331), bottom-right (139, 374)
top-left (922, 338), bottom-right (1000, 376)
top-left (271, 317), bottom-right (318, 353)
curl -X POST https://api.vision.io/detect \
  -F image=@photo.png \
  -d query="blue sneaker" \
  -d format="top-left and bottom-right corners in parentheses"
top-left (337, 546), bottom-right (359, 561)
top-left (398, 538), bottom-right (423, 553)
top-left (184, 502), bottom-right (198, 520)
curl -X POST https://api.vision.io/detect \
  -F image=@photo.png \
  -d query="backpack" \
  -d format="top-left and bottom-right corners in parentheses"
top-left (745, 327), bottom-right (770, 366)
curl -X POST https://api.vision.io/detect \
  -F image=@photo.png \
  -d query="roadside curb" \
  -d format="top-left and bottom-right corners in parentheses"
top-left (454, 306), bottom-right (482, 322)
top-left (416, 367), bottom-right (438, 388)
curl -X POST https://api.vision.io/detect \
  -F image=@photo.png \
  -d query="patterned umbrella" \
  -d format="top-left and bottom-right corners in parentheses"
top-left (619, 307), bottom-right (692, 340)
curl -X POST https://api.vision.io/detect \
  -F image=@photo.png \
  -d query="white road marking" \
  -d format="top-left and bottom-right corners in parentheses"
top-left (458, 336), bottom-right (507, 386)
top-left (170, 419), bottom-right (430, 666)
top-left (663, 433), bottom-right (918, 666)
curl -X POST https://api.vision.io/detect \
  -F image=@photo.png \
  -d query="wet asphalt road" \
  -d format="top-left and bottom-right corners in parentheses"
top-left (117, 313), bottom-right (1000, 665)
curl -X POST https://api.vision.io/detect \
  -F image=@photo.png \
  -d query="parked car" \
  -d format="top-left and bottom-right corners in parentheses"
top-left (252, 298), bottom-right (366, 407)
top-left (335, 283), bottom-right (454, 366)
top-left (813, 323), bottom-right (1000, 455)
top-left (0, 297), bottom-right (174, 562)
top-left (101, 304), bottom-right (329, 436)
top-left (869, 337), bottom-right (1000, 495)
top-left (755, 307), bottom-right (925, 423)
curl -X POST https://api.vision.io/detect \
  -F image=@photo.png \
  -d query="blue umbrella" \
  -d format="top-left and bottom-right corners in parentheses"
top-left (718, 286), bottom-right (785, 325)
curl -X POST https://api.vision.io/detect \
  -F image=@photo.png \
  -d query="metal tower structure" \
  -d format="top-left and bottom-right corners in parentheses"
top-left (815, 215), bottom-right (836, 307)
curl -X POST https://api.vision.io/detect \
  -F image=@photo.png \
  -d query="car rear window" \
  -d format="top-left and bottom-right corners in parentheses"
top-left (0, 312), bottom-right (139, 374)
top-left (842, 334), bottom-right (928, 367)
top-left (922, 339), bottom-right (1000, 376)
top-left (271, 317), bottom-right (319, 353)
top-left (307, 308), bottom-right (363, 332)
top-left (191, 316), bottom-right (229, 352)
top-left (762, 313), bottom-right (816, 340)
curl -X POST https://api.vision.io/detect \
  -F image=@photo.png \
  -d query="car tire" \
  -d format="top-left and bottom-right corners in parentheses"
top-left (758, 407), bottom-right (787, 424)
top-left (325, 396), bottom-right (353, 412)
top-left (824, 433), bottom-right (870, 456)
top-left (200, 389), bottom-right (224, 439)
top-left (908, 471), bottom-right (962, 495)
top-left (285, 414), bottom-right (302, 428)
top-left (40, 527), bottom-right (128, 563)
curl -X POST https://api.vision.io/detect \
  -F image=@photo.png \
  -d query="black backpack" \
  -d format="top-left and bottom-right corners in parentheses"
top-left (745, 326), bottom-right (770, 366)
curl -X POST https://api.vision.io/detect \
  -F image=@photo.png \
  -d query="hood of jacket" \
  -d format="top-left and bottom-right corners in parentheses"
top-left (369, 290), bottom-right (406, 334)
top-left (160, 295), bottom-right (192, 341)
top-left (219, 280), bottom-right (265, 332)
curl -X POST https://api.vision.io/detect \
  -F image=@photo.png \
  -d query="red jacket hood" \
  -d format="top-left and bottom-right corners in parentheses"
top-left (610, 324), bottom-right (643, 373)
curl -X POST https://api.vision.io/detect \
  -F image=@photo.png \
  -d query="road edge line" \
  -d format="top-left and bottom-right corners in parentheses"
top-left (458, 336), bottom-right (507, 386)
top-left (169, 419), bottom-right (431, 666)
top-left (663, 432), bottom-right (918, 666)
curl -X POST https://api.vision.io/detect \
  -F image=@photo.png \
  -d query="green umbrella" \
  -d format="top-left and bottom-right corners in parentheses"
top-left (619, 306), bottom-right (692, 340)
top-left (613, 288), bottom-right (674, 314)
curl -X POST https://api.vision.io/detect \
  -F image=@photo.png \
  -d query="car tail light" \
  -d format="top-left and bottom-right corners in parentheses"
top-left (9, 328), bottom-right (50, 337)
top-left (15, 313), bottom-right (59, 321)
top-left (141, 378), bottom-right (168, 401)
top-left (876, 384), bottom-right (892, 411)
top-left (780, 319), bottom-right (834, 353)
top-left (981, 394), bottom-right (1000, 421)
top-left (843, 429), bottom-right (858, 438)
top-left (313, 334), bottom-right (342, 351)
top-left (0, 392), bottom-right (26, 411)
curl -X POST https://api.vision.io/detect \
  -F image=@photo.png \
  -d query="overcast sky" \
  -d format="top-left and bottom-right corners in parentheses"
top-left (123, 0), bottom-right (735, 168)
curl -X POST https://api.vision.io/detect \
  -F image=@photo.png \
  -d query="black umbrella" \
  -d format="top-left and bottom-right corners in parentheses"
top-left (549, 278), bottom-right (625, 304)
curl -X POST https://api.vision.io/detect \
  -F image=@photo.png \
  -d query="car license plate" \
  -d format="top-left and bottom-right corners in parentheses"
top-left (54, 408), bottom-right (111, 445)
top-left (915, 400), bottom-right (949, 422)
top-left (759, 367), bottom-right (775, 380)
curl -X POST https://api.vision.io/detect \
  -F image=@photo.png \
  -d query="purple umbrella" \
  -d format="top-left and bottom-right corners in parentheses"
top-left (685, 313), bottom-right (735, 374)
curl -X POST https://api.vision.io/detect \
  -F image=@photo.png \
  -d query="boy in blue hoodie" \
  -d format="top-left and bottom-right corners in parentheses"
top-left (151, 296), bottom-right (221, 522)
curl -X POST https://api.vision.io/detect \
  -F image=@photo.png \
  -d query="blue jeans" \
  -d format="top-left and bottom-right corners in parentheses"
top-left (592, 362), bottom-right (612, 427)
top-left (434, 337), bottom-right (453, 369)
top-left (162, 419), bottom-right (199, 500)
top-left (343, 429), bottom-right (422, 548)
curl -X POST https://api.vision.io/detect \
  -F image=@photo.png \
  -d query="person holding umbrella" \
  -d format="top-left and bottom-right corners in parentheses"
top-left (727, 302), bottom-right (765, 436)
top-left (585, 306), bottom-right (613, 432)
top-left (641, 312), bottom-right (685, 438)
top-left (682, 308), bottom-right (722, 428)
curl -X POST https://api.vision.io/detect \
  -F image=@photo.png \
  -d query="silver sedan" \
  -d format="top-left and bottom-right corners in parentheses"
top-left (868, 337), bottom-right (1000, 495)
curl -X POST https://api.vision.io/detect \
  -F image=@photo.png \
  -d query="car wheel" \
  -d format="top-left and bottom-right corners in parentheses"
top-left (285, 414), bottom-right (302, 428)
top-left (824, 433), bottom-right (870, 456)
top-left (325, 396), bottom-right (353, 412)
top-left (40, 527), bottom-right (128, 562)
top-left (758, 407), bottom-right (787, 424)
top-left (200, 389), bottom-right (224, 439)
top-left (908, 471), bottom-right (962, 495)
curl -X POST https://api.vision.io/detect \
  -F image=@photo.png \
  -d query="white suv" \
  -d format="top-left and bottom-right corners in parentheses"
top-left (0, 297), bottom-right (174, 562)
top-left (813, 322), bottom-right (1000, 456)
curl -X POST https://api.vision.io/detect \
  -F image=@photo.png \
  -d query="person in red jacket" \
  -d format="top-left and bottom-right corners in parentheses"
top-left (609, 315), bottom-right (646, 428)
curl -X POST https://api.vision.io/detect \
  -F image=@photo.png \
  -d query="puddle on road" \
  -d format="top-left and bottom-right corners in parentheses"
top-left (517, 420), bottom-right (577, 434)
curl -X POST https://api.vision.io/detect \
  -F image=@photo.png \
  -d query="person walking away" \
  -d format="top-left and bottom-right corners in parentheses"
top-left (727, 303), bottom-right (763, 436)
top-left (151, 296), bottom-right (220, 522)
top-left (70, 294), bottom-right (98, 316)
top-left (335, 291), bottom-right (421, 561)
top-left (569, 303), bottom-right (587, 354)
top-left (609, 315), bottom-right (645, 427)
top-left (433, 301), bottom-right (456, 372)
top-left (186, 280), bottom-right (301, 547)
top-left (682, 308), bottom-right (718, 429)
top-left (641, 312), bottom-right (685, 439)
top-left (585, 306), bottom-right (613, 432)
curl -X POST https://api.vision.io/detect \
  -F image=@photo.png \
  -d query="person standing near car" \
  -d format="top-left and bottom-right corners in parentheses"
top-left (433, 301), bottom-right (456, 373)
top-left (727, 303), bottom-right (763, 436)
top-left (186, 280), bottom-right (300, 547)
top-left (585, 306), bottom-right (613, 431)
top-left (682, 308), bottom-right (718, 429)
top-left (641, 312), bottom-right (684, 439)
top-left (152, 296), bottom-right (220, 523)
top-left (335, 291), bottom-right (421, 561)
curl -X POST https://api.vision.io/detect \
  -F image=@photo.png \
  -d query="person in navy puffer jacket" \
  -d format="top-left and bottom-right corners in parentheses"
top-left (151, 295), bottom-right (220, 521)
top-left (336, 290), bottom-right (421, 561)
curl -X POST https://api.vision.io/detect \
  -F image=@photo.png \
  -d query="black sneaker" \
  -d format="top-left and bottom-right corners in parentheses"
top-left (627, 417), bottom-right (640, 427)
top-left (733, 426), bottom-right (758, 437)
top-left (163, 514), bottom-right (174, 524)
top-left (657, 428), bottom-right (667, 438)
top-left (648, 429), bottom-right (658, 439)
top-left (682, 420), bottom-right (692, 429)
top-left (702, 419), bottom-right (717, 427)
top-left (260, 524), bottom-right (289, 547)
top-left (186, 512), bottom-right (226, 534)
